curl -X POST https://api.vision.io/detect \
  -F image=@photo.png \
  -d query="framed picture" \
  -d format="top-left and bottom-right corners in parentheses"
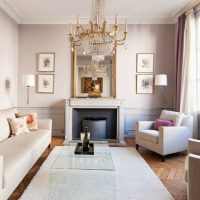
top-left (37, 74), bottom-right (54, 93)
top-left (136, 74), bottom-right (154, 94)
top-left (136, 53), bottom-right (154, 73)
top-left (37, 53), bottom-right (55, 72)
top-left (81, 77), bottom-right (103, 93)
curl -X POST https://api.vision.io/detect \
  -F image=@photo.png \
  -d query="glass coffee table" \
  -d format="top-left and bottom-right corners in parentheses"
top-left (49, 142), bottom-right (116, 200)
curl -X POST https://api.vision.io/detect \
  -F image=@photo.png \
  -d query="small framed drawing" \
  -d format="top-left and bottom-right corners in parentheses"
top-left (136, 53), bottom-right (154, 73)
top-left (37, 74), bottom-right (54, 93)
top-left (37, 53), bottom-right (55, 72)
top-left (136, 74), bottom-right (154, 94)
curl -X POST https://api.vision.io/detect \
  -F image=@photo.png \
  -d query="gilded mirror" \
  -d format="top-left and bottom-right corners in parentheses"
top-left (72, 46), bottom-right (116, 98)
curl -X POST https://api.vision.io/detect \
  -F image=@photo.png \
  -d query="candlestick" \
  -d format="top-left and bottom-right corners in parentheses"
top-left (115, 14), bottom-right (118, 25)
top-left (125, 19), bottom-right (127, 32)
top-left (77, 14), bottom-right (80, 25)
top-left (70, 23), bottom-right (72, 34)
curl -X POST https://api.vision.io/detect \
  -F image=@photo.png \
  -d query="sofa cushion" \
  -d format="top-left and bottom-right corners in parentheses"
top-left (15, 113), bottom-right (38, 131)
top-left (159, 110), bottom-right (184, 126)
top-left (153, 119), bottom-right (174, 130)
top-left (139, 130), bottom-right (159, 144)
top-left (0, 130), bottom-right (50, 188)
top-left (0, 108), bottom-right (17, 142)
top-left (7, 117), bottom-right (29, 136)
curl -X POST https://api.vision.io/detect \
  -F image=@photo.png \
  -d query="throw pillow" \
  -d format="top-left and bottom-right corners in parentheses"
top-left (7, 117), bottom-right (29, 136)
top-left (159, 110), bottom-right (184, 126)
top-left (15, 113), bottom-right (38, 131)
top-left (153, 119), bottom-right (174, 130)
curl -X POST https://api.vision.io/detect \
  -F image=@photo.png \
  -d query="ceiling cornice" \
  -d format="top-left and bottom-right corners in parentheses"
top-left (0, 0), bottom-right (189, 25)
top-left (171, 0), bottom-right (200, 21)
top-left (0, 0), bottom-right (21, 23)
top-left (20, 17), bottom-right (175, 25)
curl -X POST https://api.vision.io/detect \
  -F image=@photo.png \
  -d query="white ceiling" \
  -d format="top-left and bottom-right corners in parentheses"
top-left (0, 0), bottom-right (199, 24)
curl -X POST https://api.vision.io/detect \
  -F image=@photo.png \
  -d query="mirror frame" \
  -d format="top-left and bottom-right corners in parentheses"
top-left (72, 47), bottom-right (117, 98)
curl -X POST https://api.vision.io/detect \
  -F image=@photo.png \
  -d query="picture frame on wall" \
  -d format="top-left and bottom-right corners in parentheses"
top-left (37, 74), bottom-right (54, 93)
top-left (81, 77), bottom-right (103, 93)
top-left (37, 53), bottom-right (55, 72)
top-left (136, 53), bottom-right (154, 73)
top-left (136, 74), bottom-right (154, 94)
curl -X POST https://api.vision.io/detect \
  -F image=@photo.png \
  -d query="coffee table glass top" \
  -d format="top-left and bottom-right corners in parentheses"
top-left (49, 143), bottom-right (116, 200)
top-left (51, 143), bottom-right (115, 170)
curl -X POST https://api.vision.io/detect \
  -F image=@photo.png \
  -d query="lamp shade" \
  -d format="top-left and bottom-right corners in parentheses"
top-left (23, 74), bottom-right (35, 87)
top-left (155, 74), bottom-right (167, 86)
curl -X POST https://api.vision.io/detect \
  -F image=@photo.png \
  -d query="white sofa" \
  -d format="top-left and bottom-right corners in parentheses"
top-left (185, 139), bottom-right (200, 200)
top-left (0, 108), bottom-right (52, 200)
top-left (136, 110), bottom-right (193, 161)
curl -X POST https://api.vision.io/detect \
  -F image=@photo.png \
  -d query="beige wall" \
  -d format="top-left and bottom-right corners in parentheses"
top-left (18, 24), bottom-right (175, 109)
top-left (18, 25), bottom-right (71, 107)
top-left (0, 8), bottom-right (18, 109)
top-left (117, 24), bottom-right (176, 108)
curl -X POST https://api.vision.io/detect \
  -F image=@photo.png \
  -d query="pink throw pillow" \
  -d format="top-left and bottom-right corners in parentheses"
top-left (153, 119), bottom-right (174, 130)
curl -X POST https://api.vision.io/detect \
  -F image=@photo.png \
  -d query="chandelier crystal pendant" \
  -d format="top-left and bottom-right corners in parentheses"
top-left (69, 0), bottom-right (127, 57)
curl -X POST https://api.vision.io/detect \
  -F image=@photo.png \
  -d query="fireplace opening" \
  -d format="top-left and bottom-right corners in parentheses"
top-left (72, 108), bottom-right (117, 140)
top-left (82, 117), bottom-right (107, 139)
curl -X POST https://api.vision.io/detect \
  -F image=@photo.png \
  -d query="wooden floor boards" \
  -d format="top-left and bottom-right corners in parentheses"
top-left (9, 136), bottom-right (187, 200)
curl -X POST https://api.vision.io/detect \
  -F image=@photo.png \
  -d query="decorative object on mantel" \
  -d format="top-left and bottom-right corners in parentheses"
top-left (136, 53), bottom-right (154, 73)
top-left (37, 74), bottom-right (54, 94)
top-left (88, 80), bottom-right (102, 98)
top-left (37, 53), bottom-right (55, 72)
top-left (68, 0), bottom-right (127, 59)
top-left (81, 77), bottom-right (103, 93)
top-left (155, 74), bottom-right (168, 109)
top-left (22, 74), bottom-right (35, 107)
top-left (136, 74), bottom-right (154, 94)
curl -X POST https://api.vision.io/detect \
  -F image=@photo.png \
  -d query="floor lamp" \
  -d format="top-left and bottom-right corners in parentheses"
top-left (23, 74), bottom-right (35, 109)
top-left (155, 74), bottom-right (168, 110)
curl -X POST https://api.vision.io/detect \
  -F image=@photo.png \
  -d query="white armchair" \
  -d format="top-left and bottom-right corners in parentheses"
top-left (136, 110), bottom-right (193, 161)
top-left (185, 139), bottom-right (200, 200)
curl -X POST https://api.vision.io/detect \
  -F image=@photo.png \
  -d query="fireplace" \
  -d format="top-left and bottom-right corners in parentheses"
top-left (72, 108), bottom-right (117, 140)
top-left (65, 98), bottom-right (125, 143)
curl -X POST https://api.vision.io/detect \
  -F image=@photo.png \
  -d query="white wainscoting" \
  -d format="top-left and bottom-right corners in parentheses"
top-left (17, 107), bottom-right (167, 137)
top-left (124, 108), bottom-right (162, 137)
top-left (17, 107), bottom-right (65, 136)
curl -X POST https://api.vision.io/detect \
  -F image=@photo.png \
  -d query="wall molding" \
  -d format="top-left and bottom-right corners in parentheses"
top-left (19, 17), bottom-right (175, 25)
top-left (17, 106), bottom-right (170, 138)
top-left (171, 0), bottom-right (200, 22)
top-left (17, 107), bottom-right (65, 136)
top-left (1, 0), bottom-right (199, 25)
top-left (0, 0), bottom-right (21, 23)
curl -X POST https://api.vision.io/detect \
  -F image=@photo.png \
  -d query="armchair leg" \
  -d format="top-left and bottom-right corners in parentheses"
top-left (136, 144), bottom-right (139, 150)
top-left (161, 155), bottom-right (166, 162)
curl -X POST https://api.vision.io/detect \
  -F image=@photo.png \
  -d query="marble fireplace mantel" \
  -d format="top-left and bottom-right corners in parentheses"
top-left (65, 98), bottom-right (125, 143)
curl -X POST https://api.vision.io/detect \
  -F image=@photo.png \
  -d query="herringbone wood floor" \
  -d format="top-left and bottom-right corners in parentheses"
top-left (9, 137), bottom-right (187, 200)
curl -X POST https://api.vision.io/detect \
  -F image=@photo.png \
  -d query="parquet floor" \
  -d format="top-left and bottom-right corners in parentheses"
top-left (9, 137), bottom-right (187, 200)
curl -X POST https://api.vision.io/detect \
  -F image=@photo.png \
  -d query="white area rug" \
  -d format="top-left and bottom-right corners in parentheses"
top-left (20, 147), bottom-right (173, 200)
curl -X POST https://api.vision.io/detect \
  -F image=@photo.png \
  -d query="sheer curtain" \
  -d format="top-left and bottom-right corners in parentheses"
top-left (180, 9), bottom-right (198, 138)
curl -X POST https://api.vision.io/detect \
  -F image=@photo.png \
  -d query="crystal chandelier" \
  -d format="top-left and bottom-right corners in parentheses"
top-left (69, 0), bottom-right (127, 57)
top-left (82, 60), bottom-right (107, 75)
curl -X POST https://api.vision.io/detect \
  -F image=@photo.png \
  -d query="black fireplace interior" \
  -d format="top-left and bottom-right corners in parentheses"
top-left (72, 108), bottom-right (117, 140)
